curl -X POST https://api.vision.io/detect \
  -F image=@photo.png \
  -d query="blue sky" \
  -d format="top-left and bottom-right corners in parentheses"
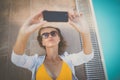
top-left (92, 0), bottom-right (120, 80)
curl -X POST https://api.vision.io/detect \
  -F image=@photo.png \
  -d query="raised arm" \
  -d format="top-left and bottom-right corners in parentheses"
top-left (13, 11), bottom-right (46, 55)
top-left (68, 12), bottom-right (92, 55)
top-left (11, 11), bottom-right (46, 71)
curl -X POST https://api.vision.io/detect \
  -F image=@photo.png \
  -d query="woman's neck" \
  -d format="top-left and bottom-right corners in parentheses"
top-left (45, 46), bottom-right (59, 60)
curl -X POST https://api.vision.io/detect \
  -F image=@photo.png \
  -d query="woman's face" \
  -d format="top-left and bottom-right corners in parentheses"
top-left (40, 28), bottom-right (60, 48)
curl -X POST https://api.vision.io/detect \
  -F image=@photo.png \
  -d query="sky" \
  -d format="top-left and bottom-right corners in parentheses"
top-left (92, 0), bottom-right (120, 80)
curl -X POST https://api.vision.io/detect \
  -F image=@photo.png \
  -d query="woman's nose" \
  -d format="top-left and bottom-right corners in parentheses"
top-left (48, 34), bottom-right (53, 38)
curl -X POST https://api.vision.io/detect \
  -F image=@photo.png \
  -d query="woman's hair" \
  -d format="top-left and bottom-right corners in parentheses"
top-left (37, 26), bottom-right (67, 55)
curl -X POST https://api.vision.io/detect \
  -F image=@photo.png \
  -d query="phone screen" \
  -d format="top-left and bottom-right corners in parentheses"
top-left (42, 11), bottom-right (68, 22)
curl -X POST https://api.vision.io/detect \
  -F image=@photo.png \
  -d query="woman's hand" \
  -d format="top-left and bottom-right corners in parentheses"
top-left (19, 11), bottom-right (46, 37)
top-left (68, 11), bottom-right (92, 54)
top-left (68, 11), bottom-right (90, 34)
top-left (13, 11), bottom-right (46, 55)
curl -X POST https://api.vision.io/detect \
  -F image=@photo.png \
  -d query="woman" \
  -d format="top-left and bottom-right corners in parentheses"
top-left (11, 10), bottom-right (94, 80)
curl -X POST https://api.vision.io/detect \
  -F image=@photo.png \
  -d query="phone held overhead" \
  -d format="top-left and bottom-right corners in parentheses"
top-left (42, 10), bottom-right (68, 22)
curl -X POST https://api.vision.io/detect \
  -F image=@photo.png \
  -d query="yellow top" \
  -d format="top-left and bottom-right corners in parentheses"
top-left (36, 61), bottom-right (72, 80)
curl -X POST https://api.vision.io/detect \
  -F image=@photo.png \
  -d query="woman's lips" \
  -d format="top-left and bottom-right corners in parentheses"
top-left (48, 38), bottom-right (54, 41)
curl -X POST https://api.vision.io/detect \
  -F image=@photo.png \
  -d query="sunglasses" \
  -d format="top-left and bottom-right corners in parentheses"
top-left (41, 31), bottom-right (58, 39)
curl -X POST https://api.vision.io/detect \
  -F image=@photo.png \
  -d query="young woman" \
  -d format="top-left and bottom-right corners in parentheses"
top-left (11, 10), bottom-right (94, 80)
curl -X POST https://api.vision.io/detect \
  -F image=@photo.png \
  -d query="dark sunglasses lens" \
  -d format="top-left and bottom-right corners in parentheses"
top-left (41, 31), bottom-right (58, 39)
top-left (42, 33), bottom-right (49, 39)
top-left (50, 31), bottom-right (57, 37)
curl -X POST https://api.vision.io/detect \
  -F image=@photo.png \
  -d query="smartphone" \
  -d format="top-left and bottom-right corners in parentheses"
top-left (42, 11), bottom-right (68, 22)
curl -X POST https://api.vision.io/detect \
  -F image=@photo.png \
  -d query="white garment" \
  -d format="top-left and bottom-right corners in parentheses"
top-left (11, 50), bottom-right (94, 80)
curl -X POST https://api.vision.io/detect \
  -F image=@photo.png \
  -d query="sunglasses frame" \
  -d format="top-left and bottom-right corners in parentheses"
top-left (41, 30), bottom-right (58, 39)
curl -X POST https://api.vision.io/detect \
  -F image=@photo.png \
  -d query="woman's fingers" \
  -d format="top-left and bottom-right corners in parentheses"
top-left (25, 21), bottom-right (47, 35)
top-left (69, 11), bottom-right (86, 24)
top-left (69, 11), bottom-right (79, 22)
top-left (30, 11), bottom-right (43, 20)
top-left (31, 21), bottom-right (47, 31)
top-left (23, 11), bottom-right (44, 27)
top-left (26, 11), bottom-right (43, 25)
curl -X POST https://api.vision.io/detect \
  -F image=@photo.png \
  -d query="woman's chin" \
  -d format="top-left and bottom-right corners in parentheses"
top-left (46, 44), bottom-right (57, 48)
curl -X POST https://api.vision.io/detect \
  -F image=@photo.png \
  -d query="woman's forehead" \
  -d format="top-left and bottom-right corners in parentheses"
top-left (40, 27), bottom-right (57, 34)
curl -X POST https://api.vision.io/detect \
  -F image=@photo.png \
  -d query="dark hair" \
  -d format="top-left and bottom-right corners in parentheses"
top-left (37, 26), bottom-right (67, 55)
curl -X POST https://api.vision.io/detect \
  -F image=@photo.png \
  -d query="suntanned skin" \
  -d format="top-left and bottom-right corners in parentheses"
top-left (13, 10), bottom-right (92, 79)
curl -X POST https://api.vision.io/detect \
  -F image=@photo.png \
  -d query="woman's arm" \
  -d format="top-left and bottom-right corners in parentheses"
top-left (68, 12), bottom-right (92, 55)
top-left (66, 11), bottom-right (94, 66)
top-left (13, 11), bottom-right (46, 55)
top-left (11, 11), bottom-right (46, 70)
